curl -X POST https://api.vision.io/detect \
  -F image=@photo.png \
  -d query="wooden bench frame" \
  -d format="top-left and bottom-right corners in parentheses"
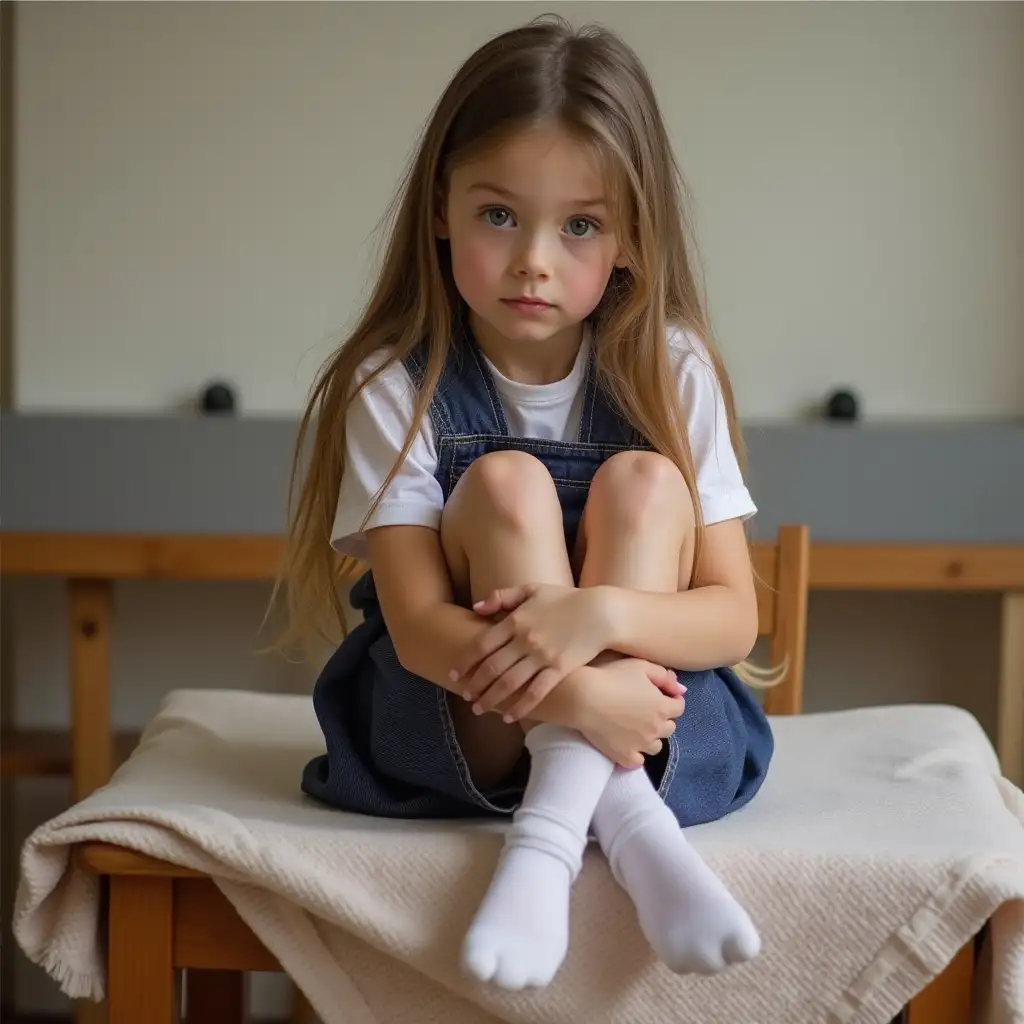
top-left (68, 525), bottom-right (982, 1023)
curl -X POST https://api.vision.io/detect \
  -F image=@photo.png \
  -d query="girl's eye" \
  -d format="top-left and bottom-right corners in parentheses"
top-left (565, 217), bottom-right (599, 238)
top-left (483, 207), bottom-right (515, 228)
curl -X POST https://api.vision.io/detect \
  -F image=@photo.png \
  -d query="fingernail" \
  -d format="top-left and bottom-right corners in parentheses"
top-left (680, 686), bottom-right (687, 694)
top-left (502, 714), bottom-right (513, 723)
top-left (473, 601), bottom-right (485, 609)
top-left (449, 670), bottom-right (459, 682)
top-left (462, 690), bottom-right (472, 701)
top-left (472, 704), bottom-right (483, 715)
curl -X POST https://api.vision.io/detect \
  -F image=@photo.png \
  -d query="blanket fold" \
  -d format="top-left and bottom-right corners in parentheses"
top-left (14, 690), bottom-right (1024, 1024)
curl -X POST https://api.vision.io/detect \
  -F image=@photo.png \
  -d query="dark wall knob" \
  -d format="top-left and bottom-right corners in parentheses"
top-left (825, 388), bottom-right (859, 422)
top-left (199, 381), bottom-right (237, 415)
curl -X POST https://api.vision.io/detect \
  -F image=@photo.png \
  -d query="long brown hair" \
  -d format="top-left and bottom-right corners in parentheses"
top-left (275, 16), bottom-right (746, 656)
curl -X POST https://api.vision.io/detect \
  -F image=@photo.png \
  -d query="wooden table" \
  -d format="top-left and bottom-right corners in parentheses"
top-left (0, 530), bottom-right (1021, 1024)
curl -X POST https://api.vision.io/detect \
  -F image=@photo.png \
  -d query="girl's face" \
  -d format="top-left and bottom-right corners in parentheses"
top-left (438, 125), bottom-right (627, 364)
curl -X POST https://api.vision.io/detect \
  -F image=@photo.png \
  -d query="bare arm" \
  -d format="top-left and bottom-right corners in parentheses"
top-left (365, 524), bottom-right (588, 726)
top-left (602, 518), bottom-right (759, 669)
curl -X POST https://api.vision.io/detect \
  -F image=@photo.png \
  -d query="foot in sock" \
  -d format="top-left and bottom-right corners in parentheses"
top-left (460, 844), bottom-right (572, 989)
top-left (593, 766), bottom-right (761, 975)
top-left (461, 724), bottom-right (614, 989)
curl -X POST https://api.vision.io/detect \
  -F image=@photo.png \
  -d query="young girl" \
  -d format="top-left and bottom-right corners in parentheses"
top-left (283, 17), bottom-right (772, 992)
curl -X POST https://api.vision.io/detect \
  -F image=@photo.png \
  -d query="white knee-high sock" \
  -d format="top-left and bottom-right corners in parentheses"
top-left (592, 766), bottom-right (761, 975)
top-left (461, 724), bottom-right (614, 990)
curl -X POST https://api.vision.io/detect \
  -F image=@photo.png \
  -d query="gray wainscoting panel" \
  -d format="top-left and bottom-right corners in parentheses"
top-left (742, 422), bottom-right (1023, 542)
top-left (2, 414), bottom-right (1022, 543)
top-left (1, 414), bottom-right (300, 535)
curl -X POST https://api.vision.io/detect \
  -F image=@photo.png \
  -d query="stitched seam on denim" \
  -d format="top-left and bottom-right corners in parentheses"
top-left (577, 359), bottom-right (594, 443)
top-left (657, 731), bottom-right (681, 800)
top-left (437, 687), bottom-right (513, 815)
top-left (403, 348), bottom-right (458, 438)
top-left (466, 344), bottom-right (509, 435)
top-left (436, 437), bottom-right (456, 501)
top-left (403, 350), bottom-right (425, 388)
top-left (585, 366), bottom-right (597, 444)
top-left (432, 375), bottom-right (456, 437)
top-left (430, 401), bottom-right (452, 441)
top-left (448, 436), bottom-right (635, 453)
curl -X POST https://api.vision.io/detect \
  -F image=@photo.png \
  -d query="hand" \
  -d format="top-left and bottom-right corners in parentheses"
top-left (451, 583), bottom-right (614, 721)
top-left (574, 658), bottom-right (686, 769)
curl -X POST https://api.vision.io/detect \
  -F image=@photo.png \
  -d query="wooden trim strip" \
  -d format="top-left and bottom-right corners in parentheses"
top-left (1, 728), bottom-right (140, 779)
top-left (76, 843), bottom-right (205, 878)
top-left (810, 544), bottom-right (1024, 591)
top-left (2, 533), bottom-right (1023, 589)
top-left (0, 533), bottom-right (286, 581)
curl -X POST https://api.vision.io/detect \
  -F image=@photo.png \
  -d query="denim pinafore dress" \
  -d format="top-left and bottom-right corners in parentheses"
top-left (301, 330), bottom-right (774, 826)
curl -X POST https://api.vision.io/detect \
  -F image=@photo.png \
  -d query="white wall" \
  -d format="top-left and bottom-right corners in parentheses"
top-left (13, 1), bottom-right (1024, 418)
top-left (7, 2), bottom-right (1022, 1017)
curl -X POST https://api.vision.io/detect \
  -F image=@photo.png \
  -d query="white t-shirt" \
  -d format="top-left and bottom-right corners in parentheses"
top-left (331, 326), bottom-right (756, 558)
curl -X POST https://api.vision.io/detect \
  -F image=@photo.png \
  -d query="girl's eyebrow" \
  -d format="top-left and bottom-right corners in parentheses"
top-left (467, 182), bottom-right (607, 209)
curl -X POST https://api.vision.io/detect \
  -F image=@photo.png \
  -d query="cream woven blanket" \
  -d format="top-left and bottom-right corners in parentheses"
top-left (14, 689), bottom-right (1024, 1023)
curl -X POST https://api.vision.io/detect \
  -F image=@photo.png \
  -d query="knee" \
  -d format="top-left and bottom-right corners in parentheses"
top-left (589, 451), bottom-right (693, 531)
top-left (460, 450), bottom-right (558, 529)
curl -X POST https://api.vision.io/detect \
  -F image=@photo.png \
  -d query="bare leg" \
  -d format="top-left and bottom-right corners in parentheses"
top-left (440, 449), bottom-right (575, 789)
top-left (443, 452), bottom-right (615, 990)
top-left (576, 449), bottom-right (695, 594)
top-left (578, 451), bottom-right (761, 975)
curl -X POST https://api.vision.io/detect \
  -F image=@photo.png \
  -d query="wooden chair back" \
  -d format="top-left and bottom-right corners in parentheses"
top-left (751, 524), bottom-right (810, 717)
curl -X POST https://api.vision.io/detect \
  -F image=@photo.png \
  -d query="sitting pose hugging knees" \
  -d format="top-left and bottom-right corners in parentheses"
top-left (280, 16), bottom-right (774, 993)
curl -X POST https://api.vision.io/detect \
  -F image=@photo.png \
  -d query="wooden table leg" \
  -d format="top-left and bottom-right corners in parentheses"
top-left (905, 939), bottom-right (974, 1024)
top-left (70, 579), bottom-right (114, 802)
top-left (186, 970), bottom-right (247, 1023)
top-left (71, 579), bottom-right (115, 1024)
top-left (998, 592), bottom-right (1024, 786)
top-left (109, 875), bottom-right (179, 1024)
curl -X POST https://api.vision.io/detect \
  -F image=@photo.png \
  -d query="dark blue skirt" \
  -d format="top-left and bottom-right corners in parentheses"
top-left (301, 574), bottom-right (774, 825)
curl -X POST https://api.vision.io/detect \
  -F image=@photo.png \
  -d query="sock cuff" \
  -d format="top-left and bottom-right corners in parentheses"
top-left (507, 806), bottom-right (587, 879)
top-left (523, 723), bottom-right (586, 755)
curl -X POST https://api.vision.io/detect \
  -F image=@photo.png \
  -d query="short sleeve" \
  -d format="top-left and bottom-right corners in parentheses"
top-left (671, 329), bottom-right (757, 526)
top-left (330, 352), bottom-right (444, 560)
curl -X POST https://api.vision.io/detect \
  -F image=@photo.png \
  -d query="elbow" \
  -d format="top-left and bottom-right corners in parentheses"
top-left (391, 632), bottom-right (422, 677)
top-left (729, 594), bottom-right (760, 664)
top-left (387, 619), bottom-right (422, 677)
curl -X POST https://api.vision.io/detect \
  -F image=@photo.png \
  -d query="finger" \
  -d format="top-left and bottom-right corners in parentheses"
top-left (647, 665), bottom-right (682, 695)
top-left (473, 585), bottom-right (529, 615)
top-left (643, 738), bottom-right (663, 756)
top-left (451, 619), bottom-right (515, 689)
top-left (662, 696), bottom-right (686, 718)
top-left (471, 591), bottom-right (505, 616)
top-left (660, 719), bottom-right (677, 739)
top-left (503, 666), bottom-right (564, 722)
top-left (464, 643), bottom-right (527, 705)
top-left (474, 656), bottom-right (541, 715)
top-left (657, 676), bottom-right (686, 697)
